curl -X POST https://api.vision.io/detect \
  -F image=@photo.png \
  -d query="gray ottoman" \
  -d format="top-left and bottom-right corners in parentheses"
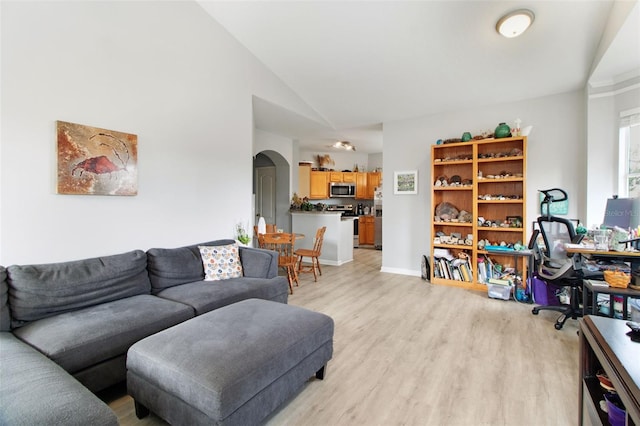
top-left (126, 298), bottom-right (334, 426)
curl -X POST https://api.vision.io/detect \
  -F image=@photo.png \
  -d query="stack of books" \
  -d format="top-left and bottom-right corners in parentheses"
top-left (433, 256), bottom-right (473, 282)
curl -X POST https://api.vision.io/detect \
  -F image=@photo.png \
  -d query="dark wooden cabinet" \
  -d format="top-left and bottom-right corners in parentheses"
top-left (579, 316), bottom-right (639, 426)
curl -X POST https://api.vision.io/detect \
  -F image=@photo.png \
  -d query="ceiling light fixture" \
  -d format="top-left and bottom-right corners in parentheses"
top-left (496, 9), bottom-right (535, 38)
top-left (332, 140), bottom-right (356, 151)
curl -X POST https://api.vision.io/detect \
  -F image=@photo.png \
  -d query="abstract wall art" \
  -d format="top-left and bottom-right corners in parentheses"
top-left (57, 121), bottom-right (138, 195)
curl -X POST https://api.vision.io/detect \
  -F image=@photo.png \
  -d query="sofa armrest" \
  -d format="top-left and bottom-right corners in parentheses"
top-left (239, 247), bottom-right (278, 278)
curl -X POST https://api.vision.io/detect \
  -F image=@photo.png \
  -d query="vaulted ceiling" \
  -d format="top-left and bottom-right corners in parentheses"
top-left (199, 1), bottom-right (640, 153)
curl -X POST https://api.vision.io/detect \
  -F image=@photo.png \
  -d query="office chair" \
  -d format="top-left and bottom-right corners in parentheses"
top-left (531, 189), bottom-right (590, 330)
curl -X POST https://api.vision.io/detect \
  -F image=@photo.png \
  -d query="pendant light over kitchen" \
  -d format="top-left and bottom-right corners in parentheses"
top-left (332, 140), bottom-right (356, 151)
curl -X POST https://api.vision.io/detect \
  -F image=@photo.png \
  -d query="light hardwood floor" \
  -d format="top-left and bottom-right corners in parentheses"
top-left (106, 248), bottom-right (579, 425)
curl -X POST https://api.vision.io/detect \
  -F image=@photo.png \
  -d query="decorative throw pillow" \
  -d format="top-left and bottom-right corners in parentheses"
top-left (198, 244), bottom-right (243, 281)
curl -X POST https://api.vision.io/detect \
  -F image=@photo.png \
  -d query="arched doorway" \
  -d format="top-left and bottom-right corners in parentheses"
top-left (253, 151), bottom-right (291, 232)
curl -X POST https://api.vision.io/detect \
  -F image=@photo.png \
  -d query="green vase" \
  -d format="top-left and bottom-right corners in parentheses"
top-left (461, 132), bottom-right (472, 142)
top-left (494, 122), bottom-right (511, 138)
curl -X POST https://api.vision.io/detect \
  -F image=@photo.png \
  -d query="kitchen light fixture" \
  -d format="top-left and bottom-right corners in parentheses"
top-left (332, 140), bottom-right (356, 151)
top-left (496, 9), bottom-right (535, 38)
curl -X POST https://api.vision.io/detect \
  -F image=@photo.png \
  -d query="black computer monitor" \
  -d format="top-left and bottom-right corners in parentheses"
top-left (602, 197), bottom-right (640, 229)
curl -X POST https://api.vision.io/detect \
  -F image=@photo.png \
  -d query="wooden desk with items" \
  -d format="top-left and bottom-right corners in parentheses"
top-left (579, 315), bottom-right (639, 426)
top-left (566, 246), bottom-right (640, 320)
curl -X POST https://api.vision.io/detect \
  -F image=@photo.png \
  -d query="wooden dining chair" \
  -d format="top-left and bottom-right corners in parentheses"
top-left (295, 226), bottom-right (326, 282)
top-left (259, 233), bottom-right (299, 294)
top-left (254, 224), bottom-right (277, 237)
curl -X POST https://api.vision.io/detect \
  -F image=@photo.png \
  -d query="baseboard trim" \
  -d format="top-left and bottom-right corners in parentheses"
top-left (380, 266), bottom-right (421, 277)
top-left (318, 258), bottom-right (354, 267)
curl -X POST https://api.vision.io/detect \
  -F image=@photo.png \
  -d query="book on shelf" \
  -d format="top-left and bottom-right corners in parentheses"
top-left (476, 255), bottom-right (489, 284)
top-left (452, 267), bottom-right (462, 281)
top-left (488, 277), bottom-right (512, 286)
top-left (459, 262), bottom-right (472, 282)
top-left (434, 256), bottom-right (473, 282)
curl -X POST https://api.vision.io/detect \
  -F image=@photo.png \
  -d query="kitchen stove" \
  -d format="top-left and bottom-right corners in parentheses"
top-left (326, 204), bottom-right (355, 215)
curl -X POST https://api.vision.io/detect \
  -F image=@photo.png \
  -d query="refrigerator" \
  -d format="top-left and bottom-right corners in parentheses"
top-left (374, 186), bottom-right (382, 250)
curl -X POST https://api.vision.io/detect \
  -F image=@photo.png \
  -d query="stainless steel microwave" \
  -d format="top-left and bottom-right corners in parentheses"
top-left (329, 182), bottom-right (356, 198)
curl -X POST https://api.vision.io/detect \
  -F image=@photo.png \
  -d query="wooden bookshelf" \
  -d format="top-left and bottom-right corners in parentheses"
top-left (430, 136), bottom-right (527, 290)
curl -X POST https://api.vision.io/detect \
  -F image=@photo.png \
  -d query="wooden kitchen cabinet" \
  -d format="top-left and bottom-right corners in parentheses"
top-left (309, 171), bottom-right (329, 199)
top-left (309, 170), bottom-right (376, 200)
top-left (342, 172), bottom-right (356, 183)
top-left (328, 171), bottom-right (356, 183)
top-left (298, 164), bottom-right (311, 198)
top-left (359, 215), bottom-right (375, 245)
top-left (329, 172), bottom-right (343, 182)
top-left (366, 172), bottom-right (381, 199)
top-left (355, 172), bottom-right (368, 199)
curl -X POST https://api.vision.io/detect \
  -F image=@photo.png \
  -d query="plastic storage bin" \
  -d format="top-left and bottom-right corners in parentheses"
top-left (488, 283), bottom-right (512, 300)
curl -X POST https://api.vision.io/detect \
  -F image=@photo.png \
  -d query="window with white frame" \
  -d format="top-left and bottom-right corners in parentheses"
top-left (618, 108), bottom-right (640, 197)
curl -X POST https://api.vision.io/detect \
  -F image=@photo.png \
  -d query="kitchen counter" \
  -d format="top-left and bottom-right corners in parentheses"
top-left (291, 211), bottom-right (353, 266)
top-left (289, 211), bottom-right (342, 215)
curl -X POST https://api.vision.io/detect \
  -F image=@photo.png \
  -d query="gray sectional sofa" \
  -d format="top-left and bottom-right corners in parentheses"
top-left (0, 239), bottom-right (289, 425)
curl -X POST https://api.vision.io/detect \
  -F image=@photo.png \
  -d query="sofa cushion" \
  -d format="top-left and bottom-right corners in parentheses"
top-left (0, 332), bottom-right (118, 426)
top-left (155, 277), bottom-right (289, 315)
top-left (126, 299), bottom-right (333, 424)
top-left (199, 243), bottom-right (243, 281)
top-left (7, 250), bottom-right (151, 327)
top-left (0, 266), bottom-right (10, 331)
top-left (12, 294), bottom-right (194, 374)
top-left (146, 239), bottom-right (236, 292)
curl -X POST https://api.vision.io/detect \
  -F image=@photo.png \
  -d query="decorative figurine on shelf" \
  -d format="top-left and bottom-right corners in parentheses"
top-left (461, 132), bottom-right (472, 142)
top-left (494, 122), bottom-right (512, 138)
top-left (576, 223), bottom-right (587, 235)
top-left (514, 118), bottom-right (522, 137)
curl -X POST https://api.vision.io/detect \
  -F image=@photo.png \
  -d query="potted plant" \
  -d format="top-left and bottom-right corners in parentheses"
top-left (315, 154), bottom-right (334, 171)
top-left (235, 222), bottom-right (251, 246)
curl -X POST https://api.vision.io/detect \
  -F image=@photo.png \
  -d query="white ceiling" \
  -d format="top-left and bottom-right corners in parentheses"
top-left (199, 1), bottom-right (640, 154)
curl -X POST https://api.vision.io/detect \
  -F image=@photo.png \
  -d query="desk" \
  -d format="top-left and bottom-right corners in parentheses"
top-left (566, 247), bottom-right (640, 260)
top-left (258, 233), bottom-right (304, 243)
top-left (566, 247), bottom-right (640, 319)
top-left (583, 279), bottom-right (640, 320)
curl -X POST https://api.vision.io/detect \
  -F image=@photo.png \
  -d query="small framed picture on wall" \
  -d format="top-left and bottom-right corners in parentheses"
top-left (394, 170), bottom-right (418, 195)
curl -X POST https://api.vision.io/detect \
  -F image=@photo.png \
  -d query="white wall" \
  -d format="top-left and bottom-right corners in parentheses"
top-left (382, 90), bottom-right (587, 276)
top-left (253, 129), bottom-right (294, 231)
top-left (299, 149), bottom-right (370, 172)
top-left (586, 83), bottom-right (640, 227)
top-left (0, 1), bottom-right (315, 265)
top-left (254, 129), bottom-right (294, 173)
top-left (368, 152), bottom-right (383, 172)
